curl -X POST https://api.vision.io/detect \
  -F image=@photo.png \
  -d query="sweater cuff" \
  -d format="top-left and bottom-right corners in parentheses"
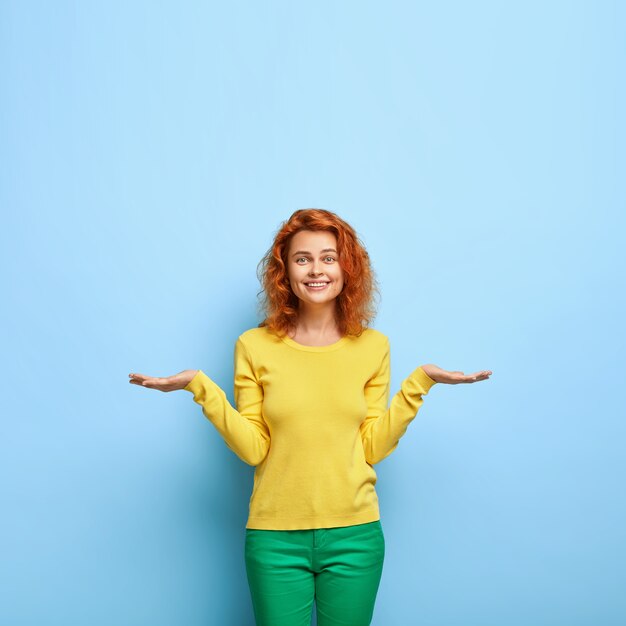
top-left (184, 369), bottom-right (207, 394)
top-left (413, 366), bottom-right (438, 391)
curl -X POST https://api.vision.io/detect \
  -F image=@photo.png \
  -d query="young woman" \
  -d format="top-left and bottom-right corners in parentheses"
top-left (129, 208), bottom-right (492, 626)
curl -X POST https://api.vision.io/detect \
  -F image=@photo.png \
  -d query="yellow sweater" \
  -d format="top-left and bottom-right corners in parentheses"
top-left (184, 325), bottom-right (437, 530)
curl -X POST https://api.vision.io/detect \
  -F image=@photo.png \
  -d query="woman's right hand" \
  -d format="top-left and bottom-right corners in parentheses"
top-left (128, 369), bottom-right (199, 392)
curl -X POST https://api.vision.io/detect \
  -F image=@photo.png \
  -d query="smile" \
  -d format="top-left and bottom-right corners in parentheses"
top-left (304, 281), bottom-right (330, 290)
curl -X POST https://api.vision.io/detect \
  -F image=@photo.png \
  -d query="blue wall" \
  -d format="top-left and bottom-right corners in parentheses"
top-left (1, 1), bottom-right (624, 624)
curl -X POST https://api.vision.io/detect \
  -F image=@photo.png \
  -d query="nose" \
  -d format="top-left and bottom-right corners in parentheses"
top-left (309, 262), bottom-right (323, 276)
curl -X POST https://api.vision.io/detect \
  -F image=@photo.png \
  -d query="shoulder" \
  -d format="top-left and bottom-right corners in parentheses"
top-left (354, 327), bottom-right (390, 350)
top-left (359, 327), bottom-right (387, 341)
top-left (237, 325), bottom-right (280, 350)
top-left (238, 326), bottom-right (261, 342)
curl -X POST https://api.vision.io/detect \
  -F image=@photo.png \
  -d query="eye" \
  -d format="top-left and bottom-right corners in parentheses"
top-left (295, 256), bottom-right (336, 264)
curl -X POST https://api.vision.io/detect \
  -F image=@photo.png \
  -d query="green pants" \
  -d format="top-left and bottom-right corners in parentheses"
top-left (244, 520), bottom-right (385, 626)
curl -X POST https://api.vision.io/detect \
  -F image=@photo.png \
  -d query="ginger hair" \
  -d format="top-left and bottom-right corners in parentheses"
top-left (255, 208), bottom-right (381, 338)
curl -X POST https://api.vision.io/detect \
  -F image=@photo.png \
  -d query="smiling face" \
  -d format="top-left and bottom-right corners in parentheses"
top-left (286, 230), bottom-right (345, 308)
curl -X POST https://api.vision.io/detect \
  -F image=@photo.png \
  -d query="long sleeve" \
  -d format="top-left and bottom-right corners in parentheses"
top-left (360, 337), bottom-right (437, 465)
top-left (183, 337), bottom-right (270, 466)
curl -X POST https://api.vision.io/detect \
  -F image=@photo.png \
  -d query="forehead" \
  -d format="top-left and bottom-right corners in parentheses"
top-left (289, 229), bottom-right (337, 251)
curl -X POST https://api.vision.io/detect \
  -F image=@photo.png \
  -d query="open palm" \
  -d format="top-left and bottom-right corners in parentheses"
top-left (422, 364), bottom-right (492, 384)
top-left (128, 370), bottom-right (198, 392)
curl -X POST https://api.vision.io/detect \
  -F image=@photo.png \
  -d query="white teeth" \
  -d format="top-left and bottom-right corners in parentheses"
top-left (306, 282), bottom-right (328, 287)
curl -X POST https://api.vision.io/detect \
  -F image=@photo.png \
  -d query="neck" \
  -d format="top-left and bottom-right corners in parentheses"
top-left (294, 301), bottom-right (339, 335)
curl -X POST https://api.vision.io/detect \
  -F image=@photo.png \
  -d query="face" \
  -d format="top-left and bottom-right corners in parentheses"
top-left (286, 230), bottom-right (345, 307)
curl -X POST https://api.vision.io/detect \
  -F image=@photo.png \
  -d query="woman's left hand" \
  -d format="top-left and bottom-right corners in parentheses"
top-left (421, 364), bottom-right (492, 384)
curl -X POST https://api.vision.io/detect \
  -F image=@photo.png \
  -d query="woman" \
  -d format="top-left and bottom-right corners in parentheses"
top-left (129, 208), bottom-right (492, 626)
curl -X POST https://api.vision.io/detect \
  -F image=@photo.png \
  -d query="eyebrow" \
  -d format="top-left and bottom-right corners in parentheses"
top-left (292, 248), bottom-right (337, 257)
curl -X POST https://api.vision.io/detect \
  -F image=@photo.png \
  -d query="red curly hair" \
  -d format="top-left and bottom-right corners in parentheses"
top-left (255, 208), bottom-right (381, 338)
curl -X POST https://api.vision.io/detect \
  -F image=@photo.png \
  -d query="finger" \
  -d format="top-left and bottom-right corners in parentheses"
top-left (132, 376), bottom-right (156, 386)
top-left (130, 373), bottom-right (161, 385)
top-left (468, 371), bottom-right (491, 382)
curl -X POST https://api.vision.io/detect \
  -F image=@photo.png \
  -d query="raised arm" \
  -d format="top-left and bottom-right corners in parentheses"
top-left (360, 337), bottom-right (437, 465)
top-left (184, 337), bottom-right (270, 466)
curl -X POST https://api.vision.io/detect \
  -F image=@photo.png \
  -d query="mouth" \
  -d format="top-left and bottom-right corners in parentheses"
top-left (304, 281), bottom-right (330, 291)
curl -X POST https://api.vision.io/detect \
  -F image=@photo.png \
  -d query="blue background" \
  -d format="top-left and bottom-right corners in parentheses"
top-left (2, 1), bottom-right (624, 624)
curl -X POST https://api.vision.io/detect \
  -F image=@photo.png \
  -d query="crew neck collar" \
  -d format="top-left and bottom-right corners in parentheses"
top-left (280, 333), bottom-right (351, 353)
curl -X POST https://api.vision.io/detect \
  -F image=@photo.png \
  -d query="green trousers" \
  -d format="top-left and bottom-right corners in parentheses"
top-left (244, 520), bottom-right (385, 626)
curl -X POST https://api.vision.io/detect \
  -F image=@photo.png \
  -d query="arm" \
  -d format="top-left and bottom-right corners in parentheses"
top-left (184, 337), bottom-right (270, 466)
top-left (360, 337), bottom-right (437, 465)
